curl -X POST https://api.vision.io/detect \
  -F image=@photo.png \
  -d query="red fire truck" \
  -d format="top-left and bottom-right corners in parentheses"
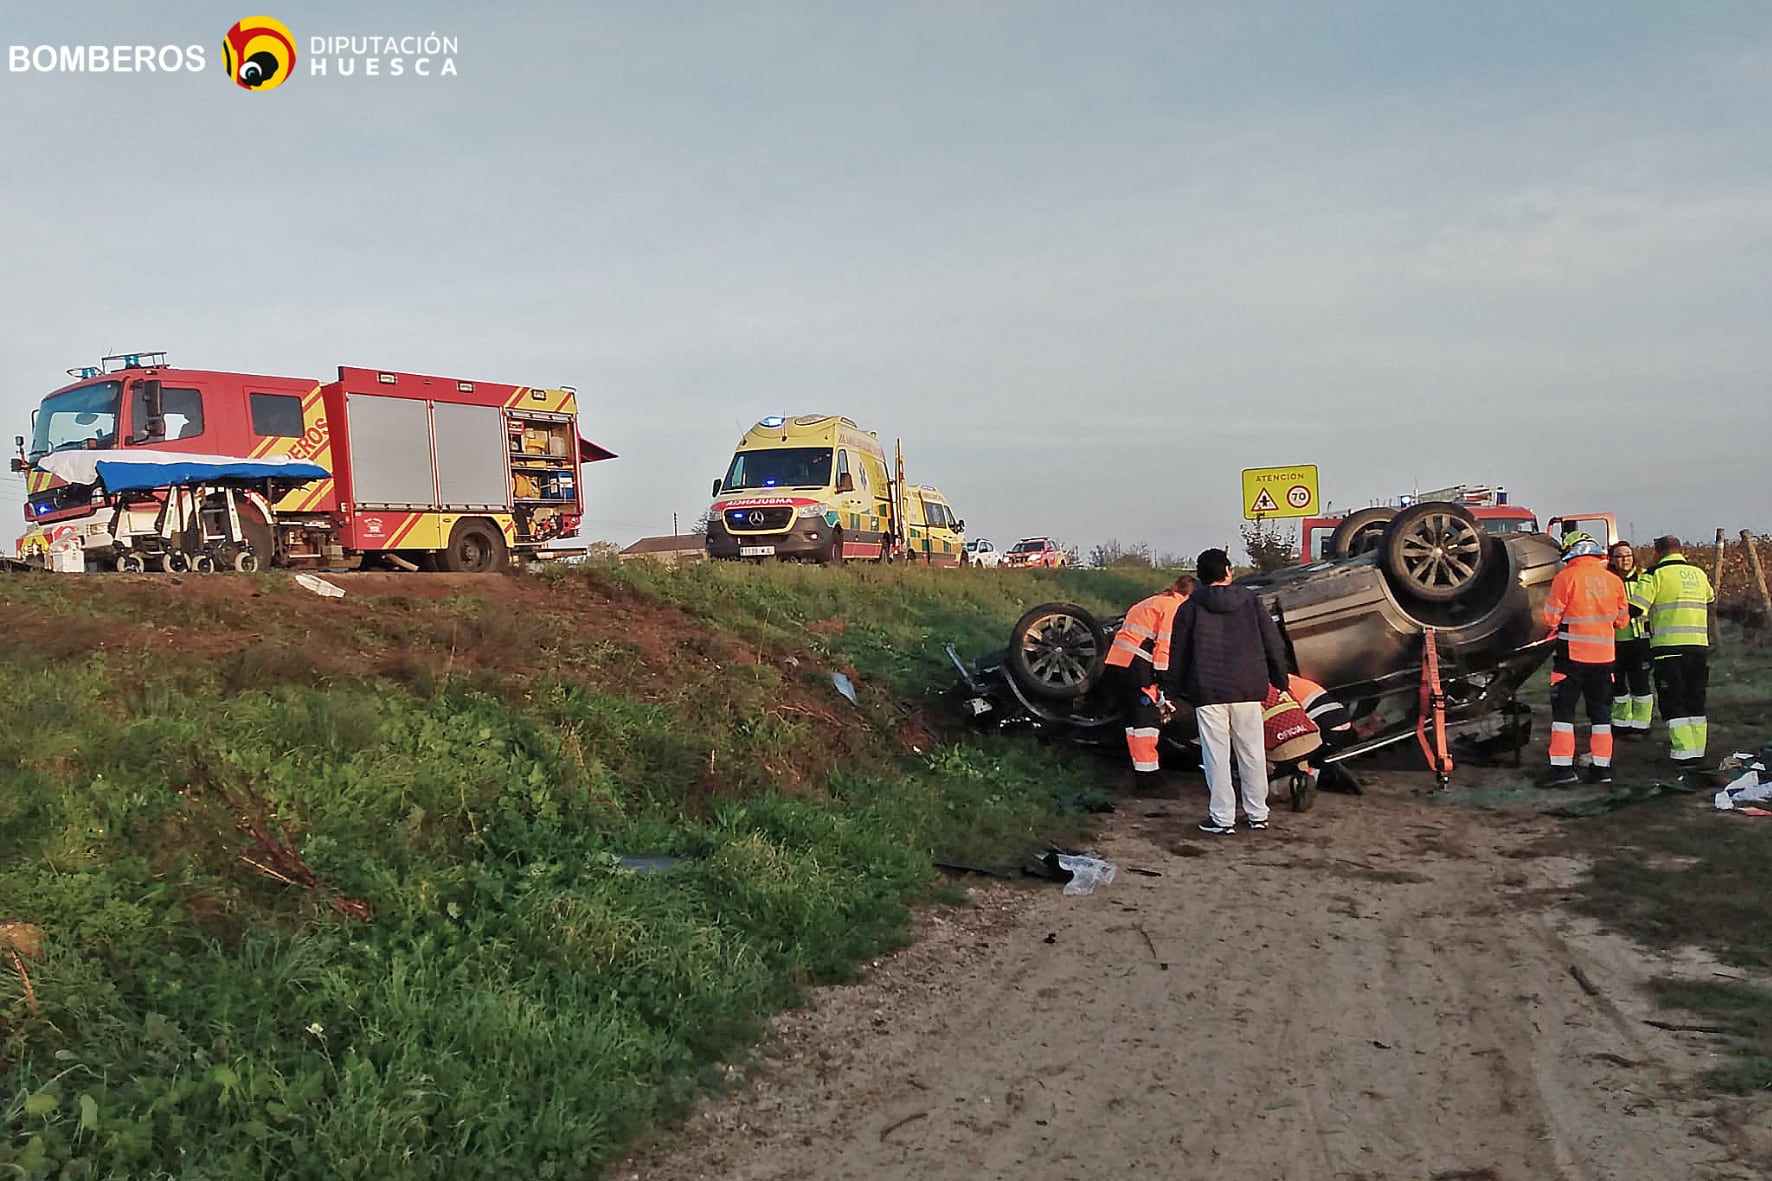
top-left (12, 353), bottom-right (616, 572)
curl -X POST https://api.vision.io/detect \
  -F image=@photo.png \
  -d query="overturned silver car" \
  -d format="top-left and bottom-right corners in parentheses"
top-left (947, 503), bottom-right (1563, 774)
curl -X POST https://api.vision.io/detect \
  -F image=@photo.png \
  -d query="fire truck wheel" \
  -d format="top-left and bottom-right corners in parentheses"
top-left (1327, 507), bottom-right (1396, 559)
top-left (181, 496), bottom-right (275, 569)
top-left (441, 519), bottom-right (509, 574)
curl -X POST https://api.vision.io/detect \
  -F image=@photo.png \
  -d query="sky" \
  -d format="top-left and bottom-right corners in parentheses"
top-left (3, 1), bottom-right (1769, 557)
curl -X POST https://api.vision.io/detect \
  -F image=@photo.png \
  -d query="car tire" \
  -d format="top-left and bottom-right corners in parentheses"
top-left (1327, 507), bottom-right (1396, 559)
top-left (1006, 601), bottom-right (1108, 701)
top-left (1380, 502), bottom-right (1489, 603)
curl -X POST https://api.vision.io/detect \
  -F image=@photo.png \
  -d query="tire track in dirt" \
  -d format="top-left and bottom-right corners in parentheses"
top-left (619, 780), bottom-right (1768, 1181)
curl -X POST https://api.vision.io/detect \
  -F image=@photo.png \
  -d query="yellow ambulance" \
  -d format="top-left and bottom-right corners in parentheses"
top-left (901, 484), bottom-right (966, 566)
top-left (705, 415), bottom-right (964, 565)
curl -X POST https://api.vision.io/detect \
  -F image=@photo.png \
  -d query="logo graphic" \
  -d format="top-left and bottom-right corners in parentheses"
top-left (222, 16), bottom-right (295, 90)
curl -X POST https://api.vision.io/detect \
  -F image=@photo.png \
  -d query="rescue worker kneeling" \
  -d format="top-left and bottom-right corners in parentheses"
top-left (1262, 684), bottom-right (1324, 812)
top-left (1103, 575), bottom-right (1197, 794)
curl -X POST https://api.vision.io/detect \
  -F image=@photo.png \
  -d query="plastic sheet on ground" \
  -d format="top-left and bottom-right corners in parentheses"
top-left (1054, 853), bottom-right (1117, 896)
top-left (831, 671), bottom-right (858, 705)
top-left (293, 573), bottom-right (346, 598)
top-left (615, 855), bottom-right (687, 873)
top-left (1543, 779), bottom-right (1703, 819)
top-left (1712, 762), bottom-right (1772, 811)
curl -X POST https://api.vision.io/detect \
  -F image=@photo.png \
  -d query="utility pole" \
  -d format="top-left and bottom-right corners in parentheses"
top-left (673, 512), bottom-right (679, 537)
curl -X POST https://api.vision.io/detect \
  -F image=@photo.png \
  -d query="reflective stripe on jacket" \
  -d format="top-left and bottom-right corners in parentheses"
top-left (1105, 590), bottom-right (1187, 674)
top-left (1288, 674), bottom-right (1351, 733)
top-left (1542, 555), bottom-right (1629, 665)
top-left (1614, 568), bottom-right (1650, 641)
top-left (1630, 553), bottom-right (1715, 650)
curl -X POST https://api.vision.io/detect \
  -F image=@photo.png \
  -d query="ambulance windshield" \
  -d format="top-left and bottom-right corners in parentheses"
top-left (31, 381), bottom-right (122, 459)
top-left (722, 447), bottom-right (833, 491)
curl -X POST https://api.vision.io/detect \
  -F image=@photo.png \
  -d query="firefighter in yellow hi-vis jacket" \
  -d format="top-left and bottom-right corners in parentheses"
top-left (1607, 542), bottom-right (1654, 738)
top-left (1629, 535), bottom-right (1717, 769)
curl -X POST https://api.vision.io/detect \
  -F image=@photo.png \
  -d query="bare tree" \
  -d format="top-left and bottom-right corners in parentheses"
top-left (1088, 538), bottom-right (1154, 568)
top-left (1239, 519), bottom-right (1299, 572)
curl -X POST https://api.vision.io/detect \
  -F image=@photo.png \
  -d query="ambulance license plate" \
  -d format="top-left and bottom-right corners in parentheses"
top-left (739, 545), bottom-right (776, 557)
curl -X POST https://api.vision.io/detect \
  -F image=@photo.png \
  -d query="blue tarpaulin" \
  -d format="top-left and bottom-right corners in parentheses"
top-left (38, 449), bottom-right (330, 493)
top-left (94, 458), bottom-right (330, 493)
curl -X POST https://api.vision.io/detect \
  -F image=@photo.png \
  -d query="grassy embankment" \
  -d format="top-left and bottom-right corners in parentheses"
top-left (1556, 622), bottom-right (1772, 1092)
top-left (0, 560), bottom-right (1168, 1180)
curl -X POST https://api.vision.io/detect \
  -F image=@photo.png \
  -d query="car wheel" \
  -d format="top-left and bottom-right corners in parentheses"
top-left (1006, 601), bottom-right (1108, 701)
top-left (1327, 507), bottom-right (1396, 559)
top-left (1380, 502), bottom-right (1489, 602)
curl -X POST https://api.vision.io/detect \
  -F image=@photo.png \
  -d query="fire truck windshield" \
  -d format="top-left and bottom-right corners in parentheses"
top-left (721, 447), bottom-right (833, 490)
top-left (30, 381), bottom-right (122, 459)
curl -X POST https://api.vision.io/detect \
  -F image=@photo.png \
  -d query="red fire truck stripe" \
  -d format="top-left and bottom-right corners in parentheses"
top-left (382, 514), bottom-right (425, 549)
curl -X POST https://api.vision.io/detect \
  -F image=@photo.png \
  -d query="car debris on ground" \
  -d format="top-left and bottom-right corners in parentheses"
top-left (1712, 749), bottom-right (1772, 812)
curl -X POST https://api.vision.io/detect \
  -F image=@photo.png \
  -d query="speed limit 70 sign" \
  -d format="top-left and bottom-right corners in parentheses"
top-left (1241, 465), bottom-right (1320, 520)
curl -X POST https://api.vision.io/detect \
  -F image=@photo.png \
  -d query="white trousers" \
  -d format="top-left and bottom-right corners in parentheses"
top-left (1197, 700), bottom-right (1269, 826)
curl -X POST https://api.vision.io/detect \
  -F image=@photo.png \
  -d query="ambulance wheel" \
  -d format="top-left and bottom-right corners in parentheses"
top-left (191, 554), bottom-right (216, 574)
top-left (441, 519), bottom-right (508, 574)
top-left (824, 528), bottom-right (845, 567)
top-left (117, 553), bottom-right (146, 574)
top-left (1380, 502), bottom-right (1489, 603)
top-left (1006, 602), bottom-right (1108, 701)
top-left (1327, 507), bottom-right (1396, 559)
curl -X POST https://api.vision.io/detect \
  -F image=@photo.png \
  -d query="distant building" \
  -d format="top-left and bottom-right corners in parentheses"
top-left (618, 534), bottom-right (707, 567)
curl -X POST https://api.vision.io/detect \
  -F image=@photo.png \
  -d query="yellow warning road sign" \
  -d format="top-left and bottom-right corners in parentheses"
top-left (1242, 464), bottom-right (1319, 520)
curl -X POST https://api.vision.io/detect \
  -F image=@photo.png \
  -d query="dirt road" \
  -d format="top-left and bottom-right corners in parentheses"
top-left (623, 776), bottom-right (1772, 1181)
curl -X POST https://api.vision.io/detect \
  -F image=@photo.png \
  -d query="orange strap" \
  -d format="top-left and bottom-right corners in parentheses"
top-left (1416, 628), bottom-right (1453, 786)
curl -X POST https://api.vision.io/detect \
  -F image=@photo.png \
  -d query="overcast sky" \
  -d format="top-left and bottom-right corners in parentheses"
top-left (3, 1), bottom-right (1769, 556)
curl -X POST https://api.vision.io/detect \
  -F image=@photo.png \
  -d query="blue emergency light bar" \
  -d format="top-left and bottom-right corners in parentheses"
top-left (760, 416), bottom-right (786, 427)
top-left (99, 351), bottom-right (169, 374)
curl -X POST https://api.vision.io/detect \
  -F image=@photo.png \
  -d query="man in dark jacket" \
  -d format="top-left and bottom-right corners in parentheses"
top-left (1163, 548), bottom-right (1292, 834)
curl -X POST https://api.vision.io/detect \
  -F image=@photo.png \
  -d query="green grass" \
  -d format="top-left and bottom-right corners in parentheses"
top-left (588, 559), bottom-right (1168, 695)
top-left (0, 564), bottom-right (1115, 1179)
top-left (1647, 978), bottom-right (1772, 1093)
top-left (1554, 627), bottom-right (1772, 1094)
